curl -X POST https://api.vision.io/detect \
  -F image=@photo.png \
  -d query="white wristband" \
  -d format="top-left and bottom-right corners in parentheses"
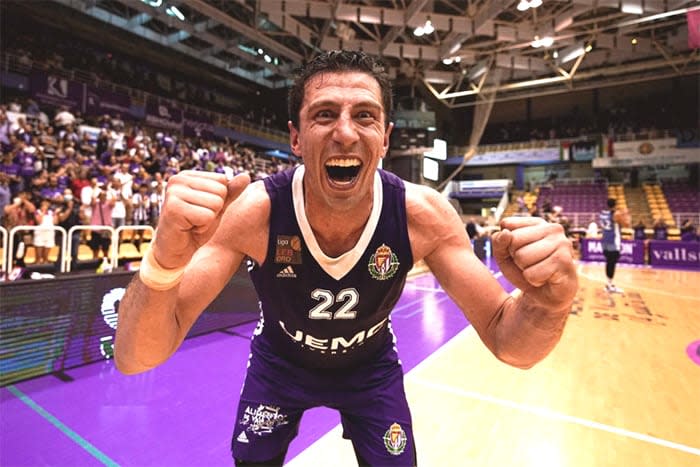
top-left (139, 245), bottom-right (186, 291)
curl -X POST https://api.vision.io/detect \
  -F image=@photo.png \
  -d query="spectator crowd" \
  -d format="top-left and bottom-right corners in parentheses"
top-left (0, 101), bottom-right (297, 274)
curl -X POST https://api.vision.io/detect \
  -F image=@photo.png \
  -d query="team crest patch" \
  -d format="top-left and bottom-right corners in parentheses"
top-left (383, 422), bottom-right (407, 456)
top-left (275, 235), bottom-right (302, 264)
top-left (368, 244), bottom-right (399, 280)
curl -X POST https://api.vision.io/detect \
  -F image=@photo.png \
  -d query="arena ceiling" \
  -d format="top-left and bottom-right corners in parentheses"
top-left (51, 0), bottom-right (700, 108)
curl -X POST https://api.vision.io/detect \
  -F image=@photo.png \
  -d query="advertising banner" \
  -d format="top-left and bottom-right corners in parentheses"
top-left (183, 109), bottom-right (217, 139)
top-left (580, 239), bottom-right (645, 264)
top-left (0, 267), bottom-right (258, 386)
top-left (594, 137), bottom-right (700, 167)
top-left (611, 138), bottom-right (678, 159)
top-left (144, 98), bottom-right (183, 131)
top-left (649, 240), bottom-right (700, 269)
top-left (85, 87), bottom-right (131, 117)
top-left (464, 147), bottom-right (560, 166)
top-left (30, 72), bottom-right (84, 110)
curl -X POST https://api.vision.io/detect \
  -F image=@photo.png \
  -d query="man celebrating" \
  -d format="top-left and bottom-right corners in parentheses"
top-left (115, 51), bottom-right (577, 466)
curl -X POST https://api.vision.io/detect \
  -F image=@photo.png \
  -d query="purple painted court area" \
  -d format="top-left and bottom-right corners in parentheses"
top-left (687, 340), bottom-right (700, 367)
top-left (1, 263), bottom-right (512, 467)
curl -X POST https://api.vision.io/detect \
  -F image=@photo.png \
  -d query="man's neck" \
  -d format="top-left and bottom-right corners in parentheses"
top-left (305, 195), bottom-right (373, 258)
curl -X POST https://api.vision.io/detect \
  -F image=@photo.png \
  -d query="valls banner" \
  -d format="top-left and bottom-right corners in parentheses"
top-left (649, 240), bottom-right (700, 269)
top-left (580, 239), bottom-right (645, 264)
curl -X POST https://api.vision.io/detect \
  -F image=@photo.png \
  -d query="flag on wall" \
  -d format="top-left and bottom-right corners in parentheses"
top-left (689, 10), bottom-right (700, 49)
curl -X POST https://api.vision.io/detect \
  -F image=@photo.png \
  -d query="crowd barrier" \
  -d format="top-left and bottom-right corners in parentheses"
top-left (0, 265), bottom-right (259, 386)
top-left (580, 238), bottom-right (699, 269)
top-left (0, 227), bottom-right (7, 275)
top-left (3, 225), bottom-right (156, 275)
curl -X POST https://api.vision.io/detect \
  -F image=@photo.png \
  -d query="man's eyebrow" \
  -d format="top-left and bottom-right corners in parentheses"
top-left (305, 100), bottom-right (383, 113)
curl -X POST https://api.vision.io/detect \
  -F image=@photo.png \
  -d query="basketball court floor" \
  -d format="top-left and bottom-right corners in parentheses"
top-left (1, 259), bottom-right (698, 466)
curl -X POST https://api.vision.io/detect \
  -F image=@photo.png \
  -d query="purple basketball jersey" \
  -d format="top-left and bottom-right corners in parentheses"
top-left (248, 166), bottom-right (413, 370)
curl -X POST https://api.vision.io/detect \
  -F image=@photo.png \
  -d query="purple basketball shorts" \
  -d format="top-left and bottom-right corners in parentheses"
top-left (231, 349), bottom-right (415, 465)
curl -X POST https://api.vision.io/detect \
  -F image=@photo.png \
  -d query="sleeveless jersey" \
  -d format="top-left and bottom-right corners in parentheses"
top-left (248, 166), bottom-right (413, 370)
top-left (599, 209), bottom-right (620, 251)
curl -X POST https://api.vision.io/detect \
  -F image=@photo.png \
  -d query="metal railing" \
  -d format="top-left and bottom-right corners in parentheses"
top-left (113, 225), bottom-right (155, 269)
top-left (3, 225), bottom-right (158, 274)
top-left (7, 225), bottom-right (68, 272)
top-left (0, 227), bottom-right (7, 274)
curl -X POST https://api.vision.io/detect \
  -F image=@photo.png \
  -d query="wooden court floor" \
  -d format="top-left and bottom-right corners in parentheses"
top-left (289, 263), bottom-right (700, 467)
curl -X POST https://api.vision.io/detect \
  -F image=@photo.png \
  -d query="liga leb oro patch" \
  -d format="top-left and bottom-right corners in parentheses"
top-left (274, 235), bottom-right (302, 264)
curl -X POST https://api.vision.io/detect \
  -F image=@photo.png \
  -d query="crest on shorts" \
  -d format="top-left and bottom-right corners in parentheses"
top-left (368, 244), bottom-right (399, 280)
top-left (383, 422), bottom-right (407, 456)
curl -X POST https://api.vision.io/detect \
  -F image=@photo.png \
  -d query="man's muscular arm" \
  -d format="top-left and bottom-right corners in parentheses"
top-left (114, 172), bottom-right (267, 375)
top-left (408, 184), bottom-right (577, 369)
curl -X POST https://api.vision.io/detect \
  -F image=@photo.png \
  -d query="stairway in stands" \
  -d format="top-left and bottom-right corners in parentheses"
top-left (623, 186), bottom-right (653, 226)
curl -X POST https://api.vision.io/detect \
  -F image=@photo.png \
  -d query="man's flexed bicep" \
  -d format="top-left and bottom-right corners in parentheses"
top-left (114, 177), bottom-right (270, 375)
top-left (406, 184), bottom-right (510, 354)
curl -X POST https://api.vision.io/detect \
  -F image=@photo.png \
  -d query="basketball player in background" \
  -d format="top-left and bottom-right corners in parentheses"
top-left (115, 51), bottom-right (578, 466)
top-left (600, 198), bottom-right (631, 293)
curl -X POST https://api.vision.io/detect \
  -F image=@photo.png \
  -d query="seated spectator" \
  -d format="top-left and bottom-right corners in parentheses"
top-left (4, 192), bottom-right (36, 267)
top-left (54, 106), bottom-right (75, 130)
top-left (55, 188), bottom-right (82, 268)
top-left (33, 198), bottom-right (56, 265)
top-left (586, 217), bottom-right (599, 238)
top-left (465, 217), bottom-right (483, 240)
top-left (653, 218), bottom-right (668, 240)
top-left (680, 219), bottom-right (697, 242)
top-left (633, 219), bottom-right (647, 240)
top-left (88, 187), bottom-right (114, 259)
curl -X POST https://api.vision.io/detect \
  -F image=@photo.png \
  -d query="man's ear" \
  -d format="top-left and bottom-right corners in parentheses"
top-left (288, 121), bottom-right (302, 158)
top-left (382, 121), bottom-right (394, 157)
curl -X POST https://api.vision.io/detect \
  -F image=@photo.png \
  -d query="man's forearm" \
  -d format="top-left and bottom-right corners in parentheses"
top-left (114, 276), bottom-right (182, 374)
top-left (488, 293), bottom-right (570, 369)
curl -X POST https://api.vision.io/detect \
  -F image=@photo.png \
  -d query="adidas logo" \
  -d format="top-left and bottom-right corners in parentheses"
top-left (237, 431), bottom-right (249, 443)
top-left (276, 266), bottom-right (297, 278)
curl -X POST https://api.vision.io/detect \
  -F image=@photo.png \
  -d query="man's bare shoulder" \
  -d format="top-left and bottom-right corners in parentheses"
top-left (404, 181), bottom-right (466, 262)
top-left (404, 181), bottom-right (458, 225)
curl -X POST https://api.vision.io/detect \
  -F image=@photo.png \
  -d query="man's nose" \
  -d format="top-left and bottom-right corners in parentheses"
top-left (332, 114), bottom-right (360, 146)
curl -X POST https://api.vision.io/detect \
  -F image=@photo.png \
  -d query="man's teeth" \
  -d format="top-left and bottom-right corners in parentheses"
top-left (325, 158), bottom-right (361, 168)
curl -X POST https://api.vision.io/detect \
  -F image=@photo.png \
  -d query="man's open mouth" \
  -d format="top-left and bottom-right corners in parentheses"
top-left (325, 158), bottom-right (362, 185)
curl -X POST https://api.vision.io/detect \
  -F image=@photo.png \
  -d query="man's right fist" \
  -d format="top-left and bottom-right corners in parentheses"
top-left (152, 170), bottom-right (250, 269)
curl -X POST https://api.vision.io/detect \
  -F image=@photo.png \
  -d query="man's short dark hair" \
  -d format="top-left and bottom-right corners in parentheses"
top-left (607, 198), bottom-right (616, 209)
top-left (287, 50), bottom-right (393, 129)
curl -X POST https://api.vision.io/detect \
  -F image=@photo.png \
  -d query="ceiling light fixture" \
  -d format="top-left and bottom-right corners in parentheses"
top-left (165, 5), bottom-right (185, 21)
top-left (467, 59), bottom-right (490, 80)
top-left (556, 43), bottom-right (585, 64)
top-left (621, 1), bottom-right (643, 15)
top-left (531, 35), bottom-right (554, 48)
top-left (517, 0), bottom-right (543, 12)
